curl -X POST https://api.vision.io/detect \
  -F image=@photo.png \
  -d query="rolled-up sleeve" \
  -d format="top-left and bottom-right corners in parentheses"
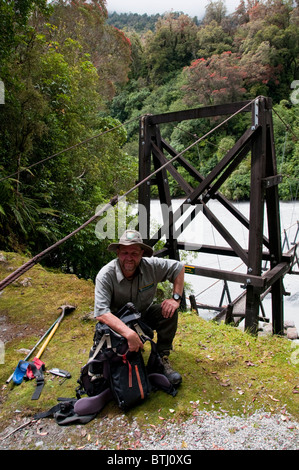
top-left (94, 269), bottom-right (114, 318)
top-left (147, 257), bottom-right (184, 283)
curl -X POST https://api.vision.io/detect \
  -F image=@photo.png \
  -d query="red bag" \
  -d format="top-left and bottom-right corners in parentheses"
top-left (26, 357), bottom-right (45, 379)
top-left (26, 357), bottom-right (45, 400)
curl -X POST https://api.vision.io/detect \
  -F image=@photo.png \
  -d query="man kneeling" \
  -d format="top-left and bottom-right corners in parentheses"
top-left (94, 230), bottom-right (185, 386)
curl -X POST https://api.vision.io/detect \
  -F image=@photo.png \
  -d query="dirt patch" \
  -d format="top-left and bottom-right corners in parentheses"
top-left (0, 314), bottom-right (44, 344)
top-left (0, 408), bottom-right (146, 450)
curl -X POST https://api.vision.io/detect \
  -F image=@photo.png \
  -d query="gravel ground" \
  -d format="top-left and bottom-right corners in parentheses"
top-left (137, 410), bottom-right (299, 450)
top-left (1, 408), bottom-right (298, 451)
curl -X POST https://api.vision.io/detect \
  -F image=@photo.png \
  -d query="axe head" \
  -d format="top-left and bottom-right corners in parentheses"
top-left (58, 304), bottom-right (76, 314)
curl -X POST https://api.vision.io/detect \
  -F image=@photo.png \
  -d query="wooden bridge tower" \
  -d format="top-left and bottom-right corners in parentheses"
top-left (138, 96), bottom-right (295, 335)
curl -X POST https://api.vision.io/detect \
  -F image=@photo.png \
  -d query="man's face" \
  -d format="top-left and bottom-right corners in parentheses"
top-left (117, 244), bottom-right (144, 278)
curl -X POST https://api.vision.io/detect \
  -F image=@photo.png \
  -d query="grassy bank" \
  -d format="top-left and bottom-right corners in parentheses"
top-left (0, 251), bottom-right (298, 440)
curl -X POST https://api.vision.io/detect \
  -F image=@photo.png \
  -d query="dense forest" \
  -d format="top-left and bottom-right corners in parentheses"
top-left (107, 11), bottom-right (165, 32)
top-left (0, 0), bottom-right (298, 281)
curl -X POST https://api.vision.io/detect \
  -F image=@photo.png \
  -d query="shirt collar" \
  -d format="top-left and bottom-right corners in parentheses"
top-left (138, 259), bottom-right (144, 275)
top-left (115, 259), bottom-right (124, 282)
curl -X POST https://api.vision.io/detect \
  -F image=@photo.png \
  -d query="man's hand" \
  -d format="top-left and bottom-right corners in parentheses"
top-left (161, 298), bottom-right (180, 318)
top-left (96, 312), bottom-right (143, 352)
top-left (125, 329), bottom-right (144, 352)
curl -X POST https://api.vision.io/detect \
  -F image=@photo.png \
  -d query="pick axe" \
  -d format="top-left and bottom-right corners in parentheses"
top-left (7, 304), bottom-right (76, 384)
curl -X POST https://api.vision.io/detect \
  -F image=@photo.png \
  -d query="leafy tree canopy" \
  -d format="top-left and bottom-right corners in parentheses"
top-left (0, 0), bottom-right (298, 280)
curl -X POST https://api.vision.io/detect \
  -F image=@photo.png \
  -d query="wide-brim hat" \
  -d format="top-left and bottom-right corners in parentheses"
top-left (107, 229), bottom-right (153, 257)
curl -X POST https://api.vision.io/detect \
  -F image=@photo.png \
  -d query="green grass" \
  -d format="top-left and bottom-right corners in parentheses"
top-left (0, 251), bottom-right (298, 443)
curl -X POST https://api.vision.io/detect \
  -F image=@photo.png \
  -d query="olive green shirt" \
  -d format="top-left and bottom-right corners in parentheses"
top-left (94, 257), bottom-right (184, 317)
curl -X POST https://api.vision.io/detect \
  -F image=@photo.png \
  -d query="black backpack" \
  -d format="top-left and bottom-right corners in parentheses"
top-left (76, 303), bottom-right (177, 411)
top-left (35, 304), bottom-right (177, 425)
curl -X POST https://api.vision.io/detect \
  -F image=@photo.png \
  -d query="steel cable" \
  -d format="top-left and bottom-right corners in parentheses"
top-left (0, 98), bottom-right (257, 291)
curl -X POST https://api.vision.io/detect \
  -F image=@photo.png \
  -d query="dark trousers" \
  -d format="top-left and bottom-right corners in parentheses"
top-left (141, 304), bottom-right (178, 355)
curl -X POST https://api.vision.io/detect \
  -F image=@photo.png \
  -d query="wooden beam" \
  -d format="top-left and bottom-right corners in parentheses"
top-left (202, 202), bottom-right (249, 265)
top-left (264, 112), bottom-right (284, 335)
top-left (262, 262), bottom-right (290, 289)
top-left (245, 97), bottom-right (267, 334)
top-left (161, 138), bottom-right (270, 249)
top-left (180, 127), bottom-right (259, 205)
top-left (151, 142), bottom-right (192, 194)
top-left (262, 175), bottom-right (283, 189)
top-left (138, 115), bottom-right (153, 240)
top-left (148, 101), bottom-right (252, 125)
top-left (176, 242), bottom-right (292, 263)
top-left (184, 264), bottom-right (264, 288)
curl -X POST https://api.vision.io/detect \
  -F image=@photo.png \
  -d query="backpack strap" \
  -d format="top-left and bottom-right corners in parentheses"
top-left (119, 312), bottom-right (141, 323)
top-left (34, 398), bottom-right (97, 426)
top-left (34, 402), bottom-right (66, 419)
top-left (88, 332), bottom-right (112, 362)
top-left (132, 322), bottom-right (148, 341)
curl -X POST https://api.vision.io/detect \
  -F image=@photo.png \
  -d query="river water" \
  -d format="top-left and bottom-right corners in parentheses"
top-left (150, 199), bottom-right (299, 329)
